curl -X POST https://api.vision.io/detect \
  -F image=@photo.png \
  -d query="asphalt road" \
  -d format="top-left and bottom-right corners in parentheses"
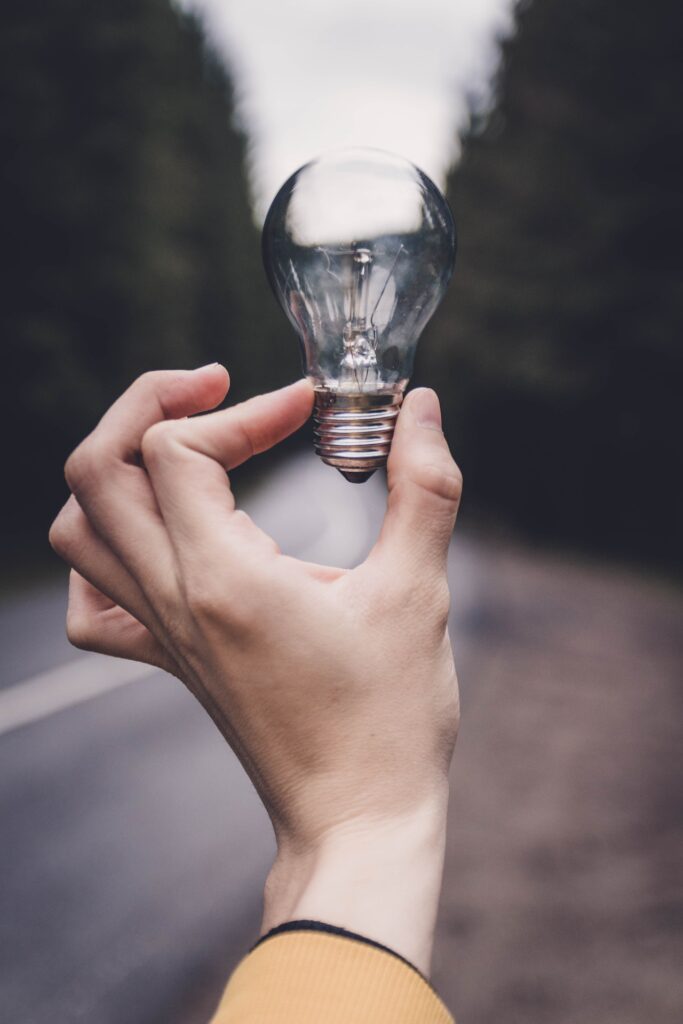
top-left (1, 455), bottom-right (681, 1024)
top-left (0, 455), bottom-right (455, 1024)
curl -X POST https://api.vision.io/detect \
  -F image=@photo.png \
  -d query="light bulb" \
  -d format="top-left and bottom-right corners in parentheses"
top-left (262, 148), bottom-right (456, 482)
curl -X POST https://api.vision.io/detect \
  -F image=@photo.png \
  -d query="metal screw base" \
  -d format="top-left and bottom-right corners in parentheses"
top-left (313, 390), bottom-right (402, 483)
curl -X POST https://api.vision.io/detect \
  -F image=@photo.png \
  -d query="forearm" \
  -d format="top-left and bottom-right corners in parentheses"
top-left (262, 789), bottom-right (450, 977)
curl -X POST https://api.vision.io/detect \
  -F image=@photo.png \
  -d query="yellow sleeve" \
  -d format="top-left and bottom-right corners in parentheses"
top-left (210, 929), bottom-right (454, 1023)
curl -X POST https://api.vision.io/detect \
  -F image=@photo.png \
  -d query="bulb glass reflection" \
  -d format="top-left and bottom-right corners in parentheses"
top-left (262, 148), bottom-right (456, 481)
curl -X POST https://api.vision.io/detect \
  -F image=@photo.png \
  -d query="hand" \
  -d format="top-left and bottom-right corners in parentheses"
top-left (49, 364), bottom-right (462, 974)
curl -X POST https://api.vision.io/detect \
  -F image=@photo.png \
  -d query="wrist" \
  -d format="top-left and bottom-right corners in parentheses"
top-left (261, 790), bottom-right (449, 976)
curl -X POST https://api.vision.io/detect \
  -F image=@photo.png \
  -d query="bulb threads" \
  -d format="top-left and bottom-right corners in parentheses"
top-left (313, 390), bottom-right (402, 483)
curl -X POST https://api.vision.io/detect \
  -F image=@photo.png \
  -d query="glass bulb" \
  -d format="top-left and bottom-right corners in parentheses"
top-left (262, 147), bottom-right (456, 482)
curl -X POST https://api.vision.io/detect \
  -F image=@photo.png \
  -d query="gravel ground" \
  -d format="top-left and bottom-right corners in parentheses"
top-left (433, 538), bottom-right (683, 1023)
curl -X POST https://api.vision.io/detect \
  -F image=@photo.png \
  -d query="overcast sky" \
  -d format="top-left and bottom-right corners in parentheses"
top-left (179, 0), bottom-right (516, 219)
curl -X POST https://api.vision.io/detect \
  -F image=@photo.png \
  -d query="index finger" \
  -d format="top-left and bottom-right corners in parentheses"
top-left (63, 364), bottom-right (230, 592)
top-left (140, 380), bottom-right (314, 559)
top-left (79, 364), bottom-right (230, 467)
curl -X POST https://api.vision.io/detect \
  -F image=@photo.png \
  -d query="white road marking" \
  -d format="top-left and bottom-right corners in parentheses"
top-left (0, 657), bottom-right (158, 737)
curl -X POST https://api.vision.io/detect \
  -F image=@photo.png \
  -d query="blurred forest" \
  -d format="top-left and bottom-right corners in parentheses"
top-left (2, 0), bottom-right (681, 569)
top-left (424, 0), bottom-right (682, 568)
top-left (1, 0), bottom-right (288, 556)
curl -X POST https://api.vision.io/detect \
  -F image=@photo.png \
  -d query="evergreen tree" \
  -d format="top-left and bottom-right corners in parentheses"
top-left (1, 0), bottom-right (286, 548)
top-left (425, 0), bottom-right (682, 566)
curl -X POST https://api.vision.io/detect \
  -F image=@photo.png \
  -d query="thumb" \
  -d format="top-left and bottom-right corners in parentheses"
top-left (374, 388), bottom-right (462, 576)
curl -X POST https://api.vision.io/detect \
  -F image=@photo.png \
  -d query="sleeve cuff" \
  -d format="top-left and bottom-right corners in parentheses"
top-left (253, 919), bottom-right (427, 978)
top-left (211, 922), bottom-right (454, 1023)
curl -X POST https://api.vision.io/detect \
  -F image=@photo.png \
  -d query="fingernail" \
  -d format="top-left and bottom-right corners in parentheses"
top-left (194, 362), bottom-right (221, 371)
top-left (410, 388), bottom-right (442, 431)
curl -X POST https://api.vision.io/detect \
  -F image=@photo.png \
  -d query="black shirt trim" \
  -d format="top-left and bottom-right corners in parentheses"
top-left (252, 919), bottom-right (427, 983)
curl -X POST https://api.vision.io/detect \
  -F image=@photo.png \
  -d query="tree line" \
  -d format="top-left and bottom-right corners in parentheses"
top-left (1, 0), bottom-right (288, 553)
top-left (423, 0), bottom-right (681, 568)
top-left (2, 0), bottom-right (679, 569)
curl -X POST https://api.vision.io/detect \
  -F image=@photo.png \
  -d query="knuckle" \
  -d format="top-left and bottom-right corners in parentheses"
top-left (230, 417), bottom-right (256, 463)
top-left (48, 501), bottom-right (81, 560)
top-left (141, 419), bottom-right (182, 464)
top-left (413, 458), bottom-right (463, 505)
top-left (183, 571), bottom-right (259, 636)
top-left (63, 442), bottom-right (88, 492)
top-left (48, 511), bottom-right (69, 558)
top-left (132, 370), bottom-right (182, 419)
top-left (184, 581), bottom-right (217, 620)
top-left (182, 574), bottom-right (227, 625)
top-left (133, 370), bottom-right (166, 394)
top-left (65, 609), bottom-right (93, 651)
top-left (49, 515), bottom-right (71, 560)
top-left (64, 436), bottom-right (108, 494)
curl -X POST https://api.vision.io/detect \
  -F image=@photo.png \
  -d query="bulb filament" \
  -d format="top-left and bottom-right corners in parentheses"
top-left (339, 243), bottom-right (405, 391)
